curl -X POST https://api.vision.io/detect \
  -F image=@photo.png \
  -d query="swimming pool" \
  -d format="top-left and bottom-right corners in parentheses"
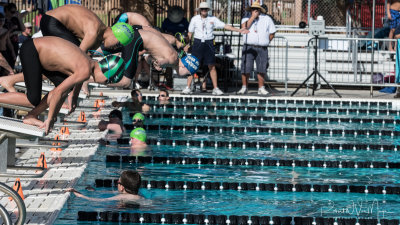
top-left (55, 96), bottom-right (400, 225)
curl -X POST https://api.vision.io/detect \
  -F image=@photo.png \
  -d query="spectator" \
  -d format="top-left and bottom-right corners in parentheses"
top-left (68, 170), bottom-right (144, 202)
top-left (237, 1), bottom-right (276, 95)
top-left (18, 22), bottom-right (32, 44)
top-left (32, 12), bottom-right (42, 33)
top-left (387, 0), bottom-right (400, 51)
top-left (0, 13), bottom-right (13, 76)
top-left (182, 2), bottom-right (248, 95)
top-left (4, 3), bottom-right (24, 67)
top-left (161, 6), bottom-right (189, 35)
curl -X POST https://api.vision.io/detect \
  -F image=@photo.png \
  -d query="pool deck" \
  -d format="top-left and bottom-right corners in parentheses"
top-left (0, 86), bottom-right (398, 225)
top-left (0, 99), bottom-right (114, 225)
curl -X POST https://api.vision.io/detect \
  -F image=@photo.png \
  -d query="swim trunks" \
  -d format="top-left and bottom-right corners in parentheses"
top-left (40, 14), bottom-right (81, 46)
top-left (20, 39), bottom-right (68, 106)
top-left (121, 25), bottom-right (144, 79)
top-left (390, 9), bottom-right (400, 29)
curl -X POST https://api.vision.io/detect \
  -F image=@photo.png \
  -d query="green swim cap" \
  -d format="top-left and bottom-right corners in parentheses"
top-left (132, 113), bottom-right (145, 122)
top-left (130, 128), bottom-right (147, 142)
top-left (111, 22), bottom-right (134, 46)
top-left (99, 55), bottom-right (125, 83)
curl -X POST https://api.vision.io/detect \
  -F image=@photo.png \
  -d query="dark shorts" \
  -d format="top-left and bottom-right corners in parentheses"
top-left (390, 9), bottom-right (400, 29)
top-left (241, 44), bottom-right (269, 74)
top-left (121, 25), bottom-right (144, 79)
top-left (40, 14), bottom-right (81, 46)
top-left (395, 26), bottom-right (400, 36)
top-left (20, 39), bottom-right (68, 106)
top-left (191, 39), bottom-right (215, 66)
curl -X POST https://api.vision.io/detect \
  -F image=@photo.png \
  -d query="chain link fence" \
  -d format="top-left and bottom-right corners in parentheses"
top-left (263, 0), bottom-right (347, 27)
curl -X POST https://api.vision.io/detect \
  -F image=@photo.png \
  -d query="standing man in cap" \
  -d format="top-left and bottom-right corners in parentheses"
top-left (237, 1), bottom-right (276, 95)
top-left (182, 2), bottom-right (249, 95)
top-left (18, 22), bottom-right (32, 44)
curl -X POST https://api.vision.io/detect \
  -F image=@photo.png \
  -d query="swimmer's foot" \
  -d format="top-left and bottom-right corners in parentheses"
top-left (0, 77), bottom-right (17, 92)
top-left (82, 83), bottom-right (90, 96)
top-left (23, 115), bottom-right (44, 127)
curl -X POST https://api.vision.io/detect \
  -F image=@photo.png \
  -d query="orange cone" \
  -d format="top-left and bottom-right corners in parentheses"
top-left (60, 127), bottom-right (70, 135)
top-left (93, 99), bottom-right (99, 108)
top-left (64, 127), bottom-right (69, 135)
top-left (37, 152), bottom-right (47, 169)
top-left (77, 111), bottom-right (87, 122)
top-left (9, 178), bottom-right (24, 201)
top-left (51, 135), bottom-right (62, 151)
top-left (98, 99), bottom-right (105, 107)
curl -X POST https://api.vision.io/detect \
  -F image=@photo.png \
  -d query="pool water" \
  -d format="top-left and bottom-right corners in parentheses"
top-left (55, 97), bottom-right (400, 225)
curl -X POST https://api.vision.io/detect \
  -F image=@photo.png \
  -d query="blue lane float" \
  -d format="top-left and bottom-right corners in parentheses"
top-left (77, 211), bottom-right (400, 225)
top-left (94, 178), bottom-right (399, 195)
top-left (106, 155), bottom-right (399, 169)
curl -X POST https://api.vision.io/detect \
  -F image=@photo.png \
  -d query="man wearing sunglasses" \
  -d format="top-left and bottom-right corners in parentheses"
top-left (238, 1), bottom-right (276, 96)
top-left (158, 89), bottom-right (170, 105)
top-left (18, 22), bottom-right (32, 44)
top-left (182, 2), bottom-right (249, 95)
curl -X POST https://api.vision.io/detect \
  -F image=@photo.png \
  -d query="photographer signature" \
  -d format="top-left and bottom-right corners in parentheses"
top-left (320, 198), bottom-right (392, 218)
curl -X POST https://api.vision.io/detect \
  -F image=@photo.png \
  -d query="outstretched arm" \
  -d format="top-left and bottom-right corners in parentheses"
top-left (67, 188), bottom-right (126, 202)
top-left (224, 24), bottom-right (249, 34)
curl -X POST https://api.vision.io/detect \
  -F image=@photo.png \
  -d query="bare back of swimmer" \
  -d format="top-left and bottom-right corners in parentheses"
top-left (44, 5), bottom-right (124, 52)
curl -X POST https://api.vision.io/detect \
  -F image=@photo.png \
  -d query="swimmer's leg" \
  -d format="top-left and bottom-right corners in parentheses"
top-left (0, 73), bottom-right (24, 92)
top-left (0, 92), bottom-right (33, 107)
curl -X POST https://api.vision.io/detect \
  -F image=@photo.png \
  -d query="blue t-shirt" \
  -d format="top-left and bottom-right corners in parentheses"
top-left (161, 18), bottom-right (189, 35)
top-left (18, 34), bottom-right (31, 44)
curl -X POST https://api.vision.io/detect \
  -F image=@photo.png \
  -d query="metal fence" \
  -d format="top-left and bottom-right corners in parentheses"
top-left (216, 34), bottom-right (396, 95)
top-left (275, 36), bottom-right (398, 97)
top-left (253, 36), bottom-right (289, 92)
top-left (8, 0), bottom-right (388, 30)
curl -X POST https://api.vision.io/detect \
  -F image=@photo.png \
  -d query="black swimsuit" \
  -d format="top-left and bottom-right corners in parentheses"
top-left (40, 14), bottom-right (81, 46)
top-left (120, 25), bottom-right (144, 79)
top-left (20, 39), bottom-right (68, 106)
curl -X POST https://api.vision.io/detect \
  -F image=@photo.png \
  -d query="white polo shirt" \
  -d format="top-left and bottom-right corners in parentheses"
top-left (188, 15), bottom-right (226, 41)
top-left (241, 15), bottom-right (276, 46)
